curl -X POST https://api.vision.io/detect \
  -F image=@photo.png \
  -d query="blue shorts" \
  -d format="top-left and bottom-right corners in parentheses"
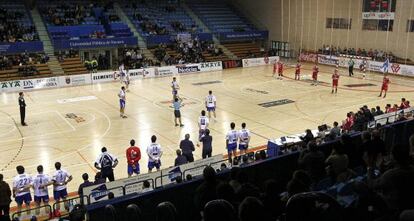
top-left (15, 193), bottom-right (32, 205)
top-left (199, 129), bottom-right (206, 141)
top-left (172, 90), bottom-right (177, 95)
top-left (239, 144), bottom-right (248, 150)
top-left (128, 163), bottom-right (140, 175)
top-left (53, 189), bottom-right (68, 201)
top-left (120, 99), bottom-right (126, 108)
top-left (148, 161), bottom-right (161, 170)
top-left (227, 143), bottom-right (237, 152)
top-left (206, 106), bottom-right (215, 112)
top-left (34, 195), bottom-right (49, 203)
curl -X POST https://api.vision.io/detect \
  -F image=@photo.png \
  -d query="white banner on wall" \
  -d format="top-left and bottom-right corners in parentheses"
top-left (58, 74), bottom-right (92, 87)
top-left (242, 56), bottom-right (279, 68)
top-left (128, 68), bottom-right (155, 80)
top-left (91, 71), bottom-right (117, 83)
top-left (362, 12), bottom-right (395, 20)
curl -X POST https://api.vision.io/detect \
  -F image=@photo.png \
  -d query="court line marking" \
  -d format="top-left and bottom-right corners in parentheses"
top-left (0, 123), bottom-right (17, 138)
top-left (55, 110), bottom-right (76, 131)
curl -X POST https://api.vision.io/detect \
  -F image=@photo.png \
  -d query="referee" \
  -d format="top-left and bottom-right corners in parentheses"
top-left (94, 147), bottom-right (118, 182)
top-left (18, 92), bottom-right (27, 126)
top-left (173, 97), bottom-right (184, 127)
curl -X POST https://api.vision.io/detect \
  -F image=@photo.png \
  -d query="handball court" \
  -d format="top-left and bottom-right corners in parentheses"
top-left (1, 62), bottom-right (414, 206)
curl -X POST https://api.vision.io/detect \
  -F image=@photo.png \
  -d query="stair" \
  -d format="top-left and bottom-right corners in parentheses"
top-left (113, 3), bottom-right (157, 62)
top-left (181, 2), bottom-right (236, 59)
top-left (30, 8), bottom-right (65, 75)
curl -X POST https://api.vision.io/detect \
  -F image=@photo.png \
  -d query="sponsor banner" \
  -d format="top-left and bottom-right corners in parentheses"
top-left (242, 56), bottom-right (279, 68)
top-left (362, 12), bottom-right (395, 20)
top-left (0, 77), bottom-right (59, 93)
top-left (160, 155), bottom-right (224, 186)
top-left (299, 53), bottom-right (318, 63)
top-left (58, 74), bottom-right (91, 87)
top-left (53, 36), bottom-right (138, 50)
top-left (91, 71), bottom-right (116, 83)
top-left (154, 66), bottom-right (178, 77)
top-left (199, 61), bottom-right (223, 72)
top-left (219, 31), bottom-right (269, 41)
top-left (84, 171), bottom-right (161, 203)
top-left (177, 65), bottom-right (200, 74)
top-left (390, 63), bottom-right (414, 77)
top-left (0, 80), bottom-right (22, 93)
top-left (128, 68), bottom-right (155, 80)
top-left (317, 55), bottom-right (339, 66)
top-left (0, 41), bottom-right (44, 54)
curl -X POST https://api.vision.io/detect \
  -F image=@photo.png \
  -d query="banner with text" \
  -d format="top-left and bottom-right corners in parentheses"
top-left (242, 56), bottom-right (279, 68)
top-left (53, 37), bottom-right (138, 50)
top-left (0, 41), bottom-right (44, 54)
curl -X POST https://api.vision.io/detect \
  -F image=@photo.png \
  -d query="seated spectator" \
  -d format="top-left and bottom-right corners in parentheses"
top-left (238, 197), bottom-right (268, 221)
top-left (298, 141), bottom-right (326, 182)
top-left (376, 106), bottom-right (384, 115)
top-left (194, 166), bottom-right (219, 212)
top-left (240, 155), bottom-right (249, 167)
top-left (377, 144), bottom-right (414, 218)
top-left (107, 192), bottom-right (115, 199)
top-left (260, 179), bottom-right (283, 220)
top-left (216, 182), bottom-right (236, 207)
top-left (259, 150), bottom-right (267, 160)
top-left (300, 129), bottom-right (314, 145)
top-left (174, 149), bottom-right (188, 166)
top-left (325, 144), bottom-right (352, 183)
top-left (94, 172), bottom-right (106, 185)
top-left (330, 121), bottom-right (341, 139)
top-left (204, 200), bottom-right (237, 221)
top-left (285, 170), bottom-right (312, 199)
top-left (141, 180), bottom-right (153, 193)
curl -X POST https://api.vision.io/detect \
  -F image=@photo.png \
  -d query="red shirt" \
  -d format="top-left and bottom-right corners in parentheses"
top-left (332, 73), bottom-right (340, 81)
top-left (312, 66), bottom-right (319, 75)
top-left (382, 77), bottom-right (390, 89)
top-left (126, 146), bottom-right (141, 165)
top-left (295, 64), bottom-right (301, 74)
top-left (278, 63), bottom-right (284, 73)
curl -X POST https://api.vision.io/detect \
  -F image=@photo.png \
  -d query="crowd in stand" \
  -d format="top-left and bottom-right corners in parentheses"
top-left (120, 47), bottom-right (157, 69)
top-left (153, 37), bottom-right (223, 65)
top-left (318, 45), bottom-right (394, 62)
top-left (41, 3), bottom-right (97, 26)
top-left (0, 53), bottom-right (49, 71)
top-left (0, 8), bottom-right (38, 42)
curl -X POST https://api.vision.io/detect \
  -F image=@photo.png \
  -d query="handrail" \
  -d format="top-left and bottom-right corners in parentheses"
top-left (182, 164), bottom-right (208, 178)
top-left (12, 204), bottom-right (52, 220)
top-left (155, 171), bottom-right (183, 188)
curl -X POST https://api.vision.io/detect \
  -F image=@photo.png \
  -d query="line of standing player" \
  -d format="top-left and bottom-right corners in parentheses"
top-left (271, 59), bottom-right (390, 96)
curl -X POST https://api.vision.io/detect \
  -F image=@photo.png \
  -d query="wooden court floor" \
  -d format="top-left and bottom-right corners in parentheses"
top-left (1, 63), bottom-right (413, 200)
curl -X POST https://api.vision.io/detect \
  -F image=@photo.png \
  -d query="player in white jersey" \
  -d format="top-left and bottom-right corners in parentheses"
top-left (13, 165), bottom-right (32, 214)
top-left (32, 165), bottom-right (52, 215)
top-left (171, 77), bottom-right (180, 101)
top-left (118, 86), bottom-right (127, 118)
top-left (238, 123), bottom-right (251, 155)
top-left (197, 110), bottom-right (210, 146)
top-left (52, 162), bottom-right (72, 212)
top-left (226, 122), bottom-right (238, 163)
top-left (205, 90), bottom-right (217, 119)
top-left (147, 135), bottom-right (163, 172)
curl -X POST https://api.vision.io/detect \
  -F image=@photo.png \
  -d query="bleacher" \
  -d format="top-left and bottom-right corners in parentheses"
top-left (223, 42), bottom-right (263, 58)
top-left (59, 57), bottom-right (88, 75)
top-left (122, 1), bottom-right (202, 37)
top-left (188, 1), bottom-right (256, 33)
top-left (0, 63), bottom-right (51, 81)
top-left (38, 1), bottom-right (133, 41)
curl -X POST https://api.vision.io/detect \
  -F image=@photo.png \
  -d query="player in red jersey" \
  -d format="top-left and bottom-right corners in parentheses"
top-left (379, 75), bottom-right (390, 98)
top-left (295, 62), bottom-right (301, 80)
top-left (332, 69), bottom-right (340, 93)
top-left (272, 61), bottom-right (278, 77)
top-left (126, 139), bottom-right (141, 177)
top-left (277, 61), bottom-right (284, 79)
top-left (311, 64), bottom-right (319, 86)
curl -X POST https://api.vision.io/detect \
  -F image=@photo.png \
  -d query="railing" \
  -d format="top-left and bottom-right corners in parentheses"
top-left (88, 186), bottom-right (126, 203)
top-left (12, 205), bottom-right (53, 221)
top-left (368, 107), bottom-right (414, 128)
top-left (124, 179), bottom-right (155, 194)
top-left (155, 171), bottom-right (183, 188)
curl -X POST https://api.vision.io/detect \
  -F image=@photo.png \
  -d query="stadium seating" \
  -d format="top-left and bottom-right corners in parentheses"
top-left (188, 1), bottom-right (257, 33)
top-left (0, 63), bottom-right (52, 81)
top-left (59, 57), bottom-right (88, 75)
top-left (122, 1), bottom-right (202, 37)
top-left (223, 42), bottom-right (263, 58)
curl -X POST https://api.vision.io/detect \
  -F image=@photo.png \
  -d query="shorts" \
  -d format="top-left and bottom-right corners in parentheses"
top-left (332, 81), bottom-right (338, 87)
top-left (174, 110), bottom-right (181, 118)
top-left (120, 99), bottom-right (126, 108)
top-left (172, 90), bottom-right (177, 96)
top-left (15, 193), bottom-right (32, 205)
top-left (128, 163), bottom-right (140, 175)
top-left (227, 143), bottom-right (237, 152)
top-left (239, 143), bottom-right (248, 150)
top-left (381, 86), bottom-right (388, 91)
top-left (148, 161), bottom-right (161, 170)
top-left (34, 195), bottom-right (49, 203)
top-left (206, 106), bottom-right (215, 112)
top-left (53, 189), bottom-right (68, 201)
top-left (312, 74), bottom-right (318, 80)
